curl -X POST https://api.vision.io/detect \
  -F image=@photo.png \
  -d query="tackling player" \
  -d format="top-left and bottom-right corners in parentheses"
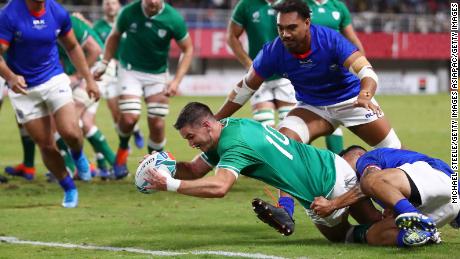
top-left (94, 0), bottom-right (193, 179)
top-left (310, 146), bottom-right (458, 246)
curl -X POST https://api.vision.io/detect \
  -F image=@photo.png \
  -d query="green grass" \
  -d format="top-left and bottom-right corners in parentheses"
top-left (0, 94), bottom-right (456, 258)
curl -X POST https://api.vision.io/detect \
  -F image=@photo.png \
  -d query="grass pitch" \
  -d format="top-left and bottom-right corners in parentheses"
top-left (0, 94), bottom-right (457, 258)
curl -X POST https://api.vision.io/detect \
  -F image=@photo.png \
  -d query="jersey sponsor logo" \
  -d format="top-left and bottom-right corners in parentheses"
top-left (364, 112), bottom-right (376, 118)
top-left (318, 7), bottom-right (325, 13)
top-left (299, 59), bottom-right (316, 68)
top-left (332, 11), bottom-right (341, 20)
top-left (158, 29), bottom-right (167, 38)
top-left (267, 9), bottom-right (275, 16)
top-left (145, 21), bottom-right (152, 28)
top-left (252, 11), bottom-right (260, 23)
top-left (32, 19), bottom-right (47, 30)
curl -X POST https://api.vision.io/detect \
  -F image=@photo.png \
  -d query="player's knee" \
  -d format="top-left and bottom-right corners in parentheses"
top-left (119, 98), bottom-right (142, 116)
top-left (149, 117), bottom-right (165, 131)
top-left (372, 129), bottom-right (401, 149)
top-left (59, 130), bottom-right (82, 146)
top-left (277, 106), bottom-right (294, 121)
top-left (147, 102), bottom-right (169, 118)
top-left (253, 108), bottom-right (275, 126)
top-left (278, 116), bottom-right (309, 143)
top-left (120, 112), bottom-right (139, 127)
top-left (39, 142), bottom-right (58, 155)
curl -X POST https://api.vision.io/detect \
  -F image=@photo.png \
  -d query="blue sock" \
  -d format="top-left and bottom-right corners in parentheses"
top-left (59, 175), bottom-right (76, 191)
top-left (278, 196), bottom-right (294, 218)
top-left (394, 198), bottom-right (419, 216)
top-left (397, 229), bottom-right (407, 247)
top-left (71, 149), bottom-right (83, 161)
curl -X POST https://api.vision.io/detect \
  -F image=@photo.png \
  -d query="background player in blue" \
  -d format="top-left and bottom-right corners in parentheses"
top-left (214, 0), bottom-right (402, 233)
top-left (0, 0), bottom-right (100, 207)
top-left (311, 146), bottom-right (458, 246)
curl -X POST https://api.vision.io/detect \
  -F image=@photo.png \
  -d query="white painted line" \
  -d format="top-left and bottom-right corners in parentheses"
top-left (0, 236), bottom-right (288, 259)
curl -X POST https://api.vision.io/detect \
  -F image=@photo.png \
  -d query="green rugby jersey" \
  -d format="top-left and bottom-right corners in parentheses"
top-left (231, 0), bottom-right (281, 81)
top-left (59, 15), bottom-right (104, 75)
top-left (93, 19), bottom-right (112, 43)
top-left (306, 0), bottom-right (352, 31)
top-left (201, 118), bottom-right (337, 208)
top-left (93, 18), bottom-right (124, 60)
top-left (116, 0), bottom-right (188, 74)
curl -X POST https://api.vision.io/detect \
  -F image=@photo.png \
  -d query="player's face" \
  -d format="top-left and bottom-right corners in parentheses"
top-left (142, 0), bottom-right (163, 16)
top-left (277, 12), bottom-right (310, 53)
top-left (103, 0), bottom-right (120, 18)
top-left (179, 122), bottom-right (215, 152)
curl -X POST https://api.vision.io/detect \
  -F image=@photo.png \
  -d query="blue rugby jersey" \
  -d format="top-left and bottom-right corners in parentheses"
top-left (0, 0), bottom-right (72, 87)
top-left (356, 148), bottom-right (453, 178)
top-left (252, 24), bottom-right (360, 106)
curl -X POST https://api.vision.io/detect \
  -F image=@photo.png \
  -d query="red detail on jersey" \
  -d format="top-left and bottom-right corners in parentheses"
top-left (0, 38), bottom-right (10, 47)
top-left (30, 8), bottom-right (46, 18)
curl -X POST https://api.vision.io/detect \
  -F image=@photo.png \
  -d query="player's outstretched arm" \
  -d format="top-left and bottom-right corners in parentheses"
top-left (310, 184), bottom-right (367, 218)
top-left (175, 154), bottom-right (213, 180)
top-left (214, 68), bottom-right (263, 120)
top-left (145, 167), bottom-right (237, 198)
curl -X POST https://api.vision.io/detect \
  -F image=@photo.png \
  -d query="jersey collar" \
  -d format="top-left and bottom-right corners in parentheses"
top-left (142, 2), bottom-right (165, 20)
top-left (312, 0), bottom-right (328, 6)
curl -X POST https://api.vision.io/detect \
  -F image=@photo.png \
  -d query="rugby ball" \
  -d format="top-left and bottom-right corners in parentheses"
top-left (134, 151), bottom-right (176, 194)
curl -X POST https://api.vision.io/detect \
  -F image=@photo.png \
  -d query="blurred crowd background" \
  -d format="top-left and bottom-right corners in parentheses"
top-left (0, 0), bottom-right (450, 33)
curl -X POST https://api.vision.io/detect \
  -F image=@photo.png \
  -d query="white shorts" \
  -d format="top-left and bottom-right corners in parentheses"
top-left (118, 67), bottom-right (168, 97)
top-left (305, 155), bottom-right (358, 227)
top-left (250, 78), bottom-right (297, 105)
top-left (0, 77), bottom-right (5, 101)
top-left (9, 73), bottom-right (74, 124)
top-left (97, 60), bottom-right (119, 99)
top-left (399, 161), bottom-right (460, 227)
top-left (296, 96), bottom-right (383, 128)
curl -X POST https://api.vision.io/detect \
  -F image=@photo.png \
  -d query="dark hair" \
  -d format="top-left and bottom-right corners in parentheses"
top-left (272, 0), bottom-right (311, 20)
top-left (338, 145), bottom-right (367, 157)
top-left (174, 102), bottom-right (215, 130)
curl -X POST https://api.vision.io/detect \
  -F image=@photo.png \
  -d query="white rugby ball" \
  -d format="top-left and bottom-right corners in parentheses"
top-left (134, 151), bottom-right (177, 194)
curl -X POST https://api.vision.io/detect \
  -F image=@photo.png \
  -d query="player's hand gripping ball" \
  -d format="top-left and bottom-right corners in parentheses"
top-left (135, 151), bottom-right (176, 194)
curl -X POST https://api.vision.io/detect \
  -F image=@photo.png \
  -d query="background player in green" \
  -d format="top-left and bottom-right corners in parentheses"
top-left (59, 15), bottom-right (116, 179)
top-left (94, 0), bottom-right (194, 179)
top-left (141, 102), bottom-right (428, 246)
top-left (93, 0), bottom-right (146, 150)
top-left (307, 0), bottom-right (364, 54)
top-left (227, 0), bottom-right (296, 127)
